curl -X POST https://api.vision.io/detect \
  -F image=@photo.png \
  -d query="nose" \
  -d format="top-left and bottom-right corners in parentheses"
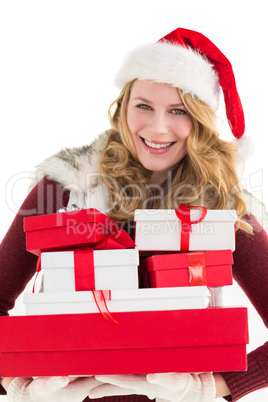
top-left (148, 111), bottom-right (169, 136)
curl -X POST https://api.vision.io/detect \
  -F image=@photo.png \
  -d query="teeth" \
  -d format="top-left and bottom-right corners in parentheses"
top-left (143, 138), bottom-right (174, 149)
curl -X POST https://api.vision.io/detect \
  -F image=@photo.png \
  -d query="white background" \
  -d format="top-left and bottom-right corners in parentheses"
top-left (0, 1), bottom-right (267, 401)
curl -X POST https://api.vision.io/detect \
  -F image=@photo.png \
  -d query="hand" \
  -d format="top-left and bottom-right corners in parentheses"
top-left (7, 376), bottom-right (102, 402)
top-left (89, 373), bottom-right (216, 401)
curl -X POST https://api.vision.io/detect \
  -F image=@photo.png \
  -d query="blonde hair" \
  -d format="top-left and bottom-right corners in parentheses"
top-left (100, 80), bottom-right (252, 233)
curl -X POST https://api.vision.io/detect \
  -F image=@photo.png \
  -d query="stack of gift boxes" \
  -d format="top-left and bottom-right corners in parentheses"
top-left (0, 205), bottom-right (249, 378)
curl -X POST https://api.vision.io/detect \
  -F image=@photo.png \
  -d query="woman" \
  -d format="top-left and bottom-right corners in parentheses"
top-left (0, 27), bottom-right (267, 401)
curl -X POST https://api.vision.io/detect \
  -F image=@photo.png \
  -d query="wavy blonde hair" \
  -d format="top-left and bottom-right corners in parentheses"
top-left (100, 80), bottom-right (252, 233)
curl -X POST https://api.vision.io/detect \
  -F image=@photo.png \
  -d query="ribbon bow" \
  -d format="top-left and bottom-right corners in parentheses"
top-left (175, 204), bottom-right (207, 251)
top-left (93, 229), bottom-right (135, 250)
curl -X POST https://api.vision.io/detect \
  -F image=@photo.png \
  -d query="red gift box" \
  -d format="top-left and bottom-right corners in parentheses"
top-left (0, 307), bottom-right (248, 376)
top-left (144, 250), bottom-right (233, 288)
top-left (24, 208), bottom-right (123, 255)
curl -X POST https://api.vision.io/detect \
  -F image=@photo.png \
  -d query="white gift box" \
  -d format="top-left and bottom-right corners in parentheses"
top-left (134, 208), bottom-right (237, 251)
top-left (41, 248), bottom-right (139, 293)
top-left (24, 287), bottom-right (211, 316)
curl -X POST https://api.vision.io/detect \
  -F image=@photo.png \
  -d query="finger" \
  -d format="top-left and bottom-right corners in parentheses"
top-left (7, 377), bottom-right (33, 398)
top-left (11, 377), bottom-right (33, 389)
top-left (67, 376), bottom-right (79, 383)
top-left (29, 376), bottom-right (71, 397)
top-left (95, 374), bottom-right (147, 387)
top-left (66, 376), bottom-right (103, 392)
top-left (42, 376), bottom-right (71, 390)
top-left (95, 375), bottom-right (157, 399)
top-left (147, 373), bottom-right (190, 389)
top-left (89, 384), bottom-right (136, 399)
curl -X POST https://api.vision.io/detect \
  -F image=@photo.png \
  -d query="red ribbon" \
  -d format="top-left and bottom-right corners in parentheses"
top-left (71, 230), bottom-right (135, 323)
top-left (187, 252), bottom-right (207, 286)
top-left (73, 229), bottom-right (135, 291)
top-left (94, 229), bottom-right (136, 250)
top-left (175, 204), bottom-right (207, 251)
top-left (92, 290), bottom-right (119, 324)
top-left (73, 251), bottom-right (119, 323)
top-left (73, 249), bottom-right (95, 291)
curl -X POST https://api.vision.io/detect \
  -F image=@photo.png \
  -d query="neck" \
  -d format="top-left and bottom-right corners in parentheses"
top-left (149, 169), bottom-right (172, 186)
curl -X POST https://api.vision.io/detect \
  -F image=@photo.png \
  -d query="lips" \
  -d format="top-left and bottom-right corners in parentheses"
top-left (141, 137), bottom-right (176, 150)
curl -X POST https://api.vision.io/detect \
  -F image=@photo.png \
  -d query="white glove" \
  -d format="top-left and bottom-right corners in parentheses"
top-left (7, 376), bottom-right (102, 402)
top-left (89, 373), bottom-right (216, 401)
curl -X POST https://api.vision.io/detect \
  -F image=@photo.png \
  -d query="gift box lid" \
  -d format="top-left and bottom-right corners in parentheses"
top-left (24, 286), bottom-right (210, 304)
top-left (24, 208), bottom-right (121, 233)
top-left (134, 208), bottom-right (237, 222)
top-left (146, 250), bottom-right (233, 272)
top-left (24, 287), bottom-right (211, 314)
top-left (41, 248), bottom-right (139, 269)
top-left (0, 307), bottom-right (248, 352)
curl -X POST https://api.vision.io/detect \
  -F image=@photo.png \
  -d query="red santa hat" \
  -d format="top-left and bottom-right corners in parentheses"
top-left (115, 27), bottom-right (245, 139)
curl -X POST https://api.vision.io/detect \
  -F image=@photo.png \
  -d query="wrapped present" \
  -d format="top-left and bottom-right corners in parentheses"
top-left (23, 286), bottom-right (211, 316)
top-left (144, 250), bottom-right (233, 288)
top-left (40, 248), bottom-right (139, 292)
top-left (134, 204), bottom-right (237, 252)
top-left (0, 307), bottom-right (248, 377)
top-left (24, 208), bottom-right (133, 255)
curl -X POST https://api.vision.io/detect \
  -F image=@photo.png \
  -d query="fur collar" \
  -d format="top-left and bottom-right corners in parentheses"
top-left (29, 131), bottom-right (267, 230)
top-left (29, 131), bottom-right (108, 193)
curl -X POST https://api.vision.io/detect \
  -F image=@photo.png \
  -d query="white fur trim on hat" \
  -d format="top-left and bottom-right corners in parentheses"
top-left (114, 41), bottom-right (220, 111)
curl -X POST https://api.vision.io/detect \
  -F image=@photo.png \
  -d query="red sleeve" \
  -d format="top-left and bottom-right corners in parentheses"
top-left (221, 215), bottom-right (268, 401)
top-left (0, 177), bottom-right (69, 316)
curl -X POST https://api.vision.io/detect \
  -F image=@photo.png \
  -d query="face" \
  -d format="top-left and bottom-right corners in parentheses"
top-left (126, 80), bottom-right (193, 184)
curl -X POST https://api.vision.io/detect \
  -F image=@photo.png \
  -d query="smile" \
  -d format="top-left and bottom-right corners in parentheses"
top-left (142, 137), bottom-right (175, 149)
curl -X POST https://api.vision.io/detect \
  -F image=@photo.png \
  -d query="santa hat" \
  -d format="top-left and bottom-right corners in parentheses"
top-left (115, 27), bottom-right (245, 139)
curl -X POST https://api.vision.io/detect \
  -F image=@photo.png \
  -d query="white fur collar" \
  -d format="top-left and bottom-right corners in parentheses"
top-left (29, 131), bottom-right (267, 230)
top-left (29, 131), bottom-right (108, 193)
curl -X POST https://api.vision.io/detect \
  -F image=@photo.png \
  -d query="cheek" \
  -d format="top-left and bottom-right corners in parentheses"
top-left (176, 119), bottom-right (193, 140)
top-left (186, 120), bottom-right (193, 136)
top-left (127, 110), bottom-right (147, 134)
top-left (126, 113), bottom-right (135, 133)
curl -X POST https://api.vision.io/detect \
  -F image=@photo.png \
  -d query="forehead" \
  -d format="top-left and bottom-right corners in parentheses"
top-left (129, 80), bottom-right (182, 104)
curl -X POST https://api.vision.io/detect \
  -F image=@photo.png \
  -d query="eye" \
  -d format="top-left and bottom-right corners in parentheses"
top-left (171, 108), bottom-right (186, 115)
top-left (136, 104), bottom-right (152, 110)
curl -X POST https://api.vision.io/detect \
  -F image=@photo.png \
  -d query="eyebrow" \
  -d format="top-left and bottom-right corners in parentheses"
top-left (133, 97), bottom-right (184, 108)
